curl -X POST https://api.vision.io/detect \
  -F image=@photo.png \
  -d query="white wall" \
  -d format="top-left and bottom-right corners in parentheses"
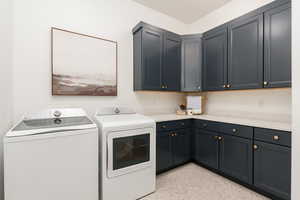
top-left (0, 0), bottom-right (13, 199)
top-left (12, 0), bottom-right (187, 121)
top-left (187, 0), bottom-right (291, 122)
top-left (292, 0), bottom-right (300, 199)
top-left (202, 89), bottom-right (291, 122)
top-left (188, 0), bottom-right (274, 34)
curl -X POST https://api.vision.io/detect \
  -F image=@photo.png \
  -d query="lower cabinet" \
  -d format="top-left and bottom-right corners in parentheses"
top-left (156, 131), bottom-right (172, 173)
top-left (172, 129), bottom-right (192, 166)
top-left (219, 134), bottom-right (253, 184)
top-left (156, 120), bottom-right (291, 200)
top-left (156, 129), bottom-right (191, 173)
top-left (194, 129), bottom-right (253, 184)
top-left (254, 141), bottom-right (291, 200)
top-left (194, 129), bottom-right (219, 170)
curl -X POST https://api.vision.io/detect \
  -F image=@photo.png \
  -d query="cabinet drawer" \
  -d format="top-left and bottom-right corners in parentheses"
top-left (157, 120), bottom-right (191, 132)
top-left (219, 123), bottom-right (253, 139)
top-left (194, 120), bottom-right (220, 132)
top-left (254, 128), bottom-right (291, 147)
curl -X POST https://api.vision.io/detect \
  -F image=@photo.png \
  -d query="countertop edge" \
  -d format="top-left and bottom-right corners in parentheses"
top-left (146, 114), bottom-right (291, 132)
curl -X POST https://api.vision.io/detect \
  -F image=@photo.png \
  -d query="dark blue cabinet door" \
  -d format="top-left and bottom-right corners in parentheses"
top-left (254, 141), bottom-right (291, 200)
top-left (264, 3), bottom-right (291, 88)
top-left (156, 131), bottom-right (172, 173)
top-left (203, 25), bottom-right (228, 91)
top-left (219, 134), bottom-right (253, 184)
top-left (194, 129), bottom-right (219, 169)
top-left (163, 32), bottom-right (181, 91)
top-left (181, 34), bottom-right (202, 92)
top-left (228, 13), bottom-right (263, 90)
top-left (172, 129), bottom-right (191, 166)
top-left (142, 28), bottom-right (163, 90)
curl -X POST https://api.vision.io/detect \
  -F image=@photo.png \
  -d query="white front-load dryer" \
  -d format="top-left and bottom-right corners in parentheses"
top-left (94, 107), bottom-right (156, 200)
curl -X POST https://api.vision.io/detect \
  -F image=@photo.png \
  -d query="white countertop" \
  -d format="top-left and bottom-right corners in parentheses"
top-left (146, 114), bottom-right (291, 132)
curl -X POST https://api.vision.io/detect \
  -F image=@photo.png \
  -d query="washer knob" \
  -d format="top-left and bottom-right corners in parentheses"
top-left (53, 110), bottom-right (62, 118)
top-left (114, 107), bottom-right (120, 114)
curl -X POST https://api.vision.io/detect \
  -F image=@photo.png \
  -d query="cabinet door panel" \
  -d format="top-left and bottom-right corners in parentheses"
top-left (254, 141), bottom-right (291, 200)
top-left (156, 132), bottom-right (172, 173)
top-left (194, 129), bottom-right (219, 169)
top-left (181, 35), bottom-right (202, 92)
top-left (264, 3), bottom-right (291, 88)
top-left (163, 33), bottom-right (181, 91)
top-left (142, 29), bottom-right (163, 90)
top-left (203, 26), bottom-right (228, 91)
top-left (219, 134), bottom-right (253, 184)
top-left (172, 129), bottom-right (191, 166)
top-left (228, 14), bottom-right (263, 89)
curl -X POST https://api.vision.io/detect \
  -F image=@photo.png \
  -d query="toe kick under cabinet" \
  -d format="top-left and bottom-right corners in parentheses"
top-left (156, 119), bottom-right (291, 200)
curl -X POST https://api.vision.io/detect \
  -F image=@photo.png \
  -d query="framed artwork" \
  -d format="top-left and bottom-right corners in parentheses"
top-left (51, 27), bottom-right (118, 96)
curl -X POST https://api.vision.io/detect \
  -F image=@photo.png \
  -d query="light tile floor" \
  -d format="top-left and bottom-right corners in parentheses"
top-left (141, 163), bottom-right (270, 200)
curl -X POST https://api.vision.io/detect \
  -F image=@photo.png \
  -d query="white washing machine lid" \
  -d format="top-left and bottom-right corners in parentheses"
top-left (6, 108), bottom-right (96, 137)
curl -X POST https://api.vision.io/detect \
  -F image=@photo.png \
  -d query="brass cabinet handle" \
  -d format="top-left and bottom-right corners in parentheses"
top-left (232, 128), bottom-right (237, 133)
top-left (161, 86), bottom-right (165, 89)
top-left (223, 85), bottom-right (226, 88)
top-left (218, 136), bottom-right (223, 141)
top-left (165, 85), bottom-right (168, 89)
top-left (253, 144), bottom-right (258, 150)
top-left (227, 84), bottom-right (231, 88)
top-left (162, 125), bottom-right (167, 129)
top-left (264, 81), bottom-right (268, 86)
top-left (273, 135), bottom-right (279, 141)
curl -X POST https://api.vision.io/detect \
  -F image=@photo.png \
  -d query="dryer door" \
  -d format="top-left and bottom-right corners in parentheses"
top-left (107, 127), bottom-right (154, 178)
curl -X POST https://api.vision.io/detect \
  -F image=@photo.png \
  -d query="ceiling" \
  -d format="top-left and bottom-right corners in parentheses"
top-left (133, 0), bottom-right (231, 24)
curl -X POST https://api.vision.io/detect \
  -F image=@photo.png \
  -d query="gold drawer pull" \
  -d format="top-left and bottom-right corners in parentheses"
top-left (218, 136), bottom-right (223, 141)
top-left (232, 128), bottom-right (237, 133)
top-left (273, 135), bottom-right (280, 141)
top-left (253, 144), bottom-right (258, 150)
top-left (162, 125), bottom-right (167, 129)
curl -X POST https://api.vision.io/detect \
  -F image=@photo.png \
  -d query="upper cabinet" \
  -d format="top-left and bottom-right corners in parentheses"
top-left (181, 34), bottom-right (203, 92)
top-left (264, 2), bottom-right (291, 88)
top-left (163, 32), bottom-right (181, 91)
top-left (134, 27), bottom-right (163, 91)
top-left (228, 13), bottom-right (263, 90)
top-left (202, 25), bottom-right (228, 91)
top-left (133, 22), bottom-right (181, 91)
top-left (132, 0), bottom-right (291, 93)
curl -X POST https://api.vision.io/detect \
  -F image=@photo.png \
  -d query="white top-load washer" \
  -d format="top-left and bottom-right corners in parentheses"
top-left (3, 108), bottom-right (98, 200)
top-left (94, 107), bottom-right (156, 200)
